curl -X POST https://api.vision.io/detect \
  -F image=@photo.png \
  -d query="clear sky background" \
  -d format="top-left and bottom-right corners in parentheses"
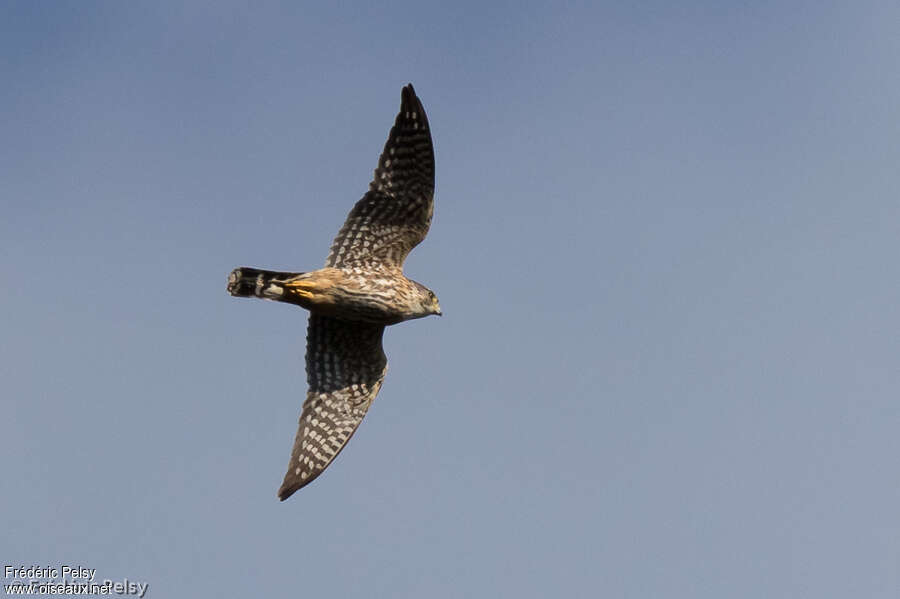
top-left (3, 2), bottom-right (899, 597)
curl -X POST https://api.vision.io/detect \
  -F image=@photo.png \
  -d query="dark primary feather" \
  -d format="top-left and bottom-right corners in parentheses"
top-left (325, 84), bottom-right (436, 270)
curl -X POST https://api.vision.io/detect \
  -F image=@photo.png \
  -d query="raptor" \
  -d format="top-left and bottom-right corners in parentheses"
top-left (227, 84), bottom-right (440, 501)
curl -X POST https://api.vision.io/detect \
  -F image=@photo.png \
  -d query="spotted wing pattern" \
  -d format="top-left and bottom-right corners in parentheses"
top-left (277, 314), bottom-right (387, 500)
top-left (325, 84), bottom-right (435, 270)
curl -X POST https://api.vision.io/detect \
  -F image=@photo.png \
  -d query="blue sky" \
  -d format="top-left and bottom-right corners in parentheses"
top-left (3, 2), bottom-right (899, 597)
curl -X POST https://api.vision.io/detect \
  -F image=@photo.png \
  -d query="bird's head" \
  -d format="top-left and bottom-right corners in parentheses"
top-left (424, 289), bottom-right (442, 317)
top-left (412, 281), bottom-right (442, 317)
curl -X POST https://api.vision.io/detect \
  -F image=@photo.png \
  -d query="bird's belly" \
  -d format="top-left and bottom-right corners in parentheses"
top-left (306, 295), bottom-right (406, 325)
top-left (281, 268), bottom-right (409, 324)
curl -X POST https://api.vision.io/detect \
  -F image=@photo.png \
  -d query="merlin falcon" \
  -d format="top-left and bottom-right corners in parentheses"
top-left (227, 84), bottom-right (440, 501)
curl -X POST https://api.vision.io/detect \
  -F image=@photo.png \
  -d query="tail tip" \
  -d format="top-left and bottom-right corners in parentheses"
top-left (227, 267), bottom-right (264, 297)
top-left (227, 267), bottom-right (290, 299)
top-left (227, 268), bottom-right (242, 295)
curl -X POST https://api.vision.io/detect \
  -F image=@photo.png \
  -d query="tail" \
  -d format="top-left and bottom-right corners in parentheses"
top-left (227, 267), bottom-right (306, 301)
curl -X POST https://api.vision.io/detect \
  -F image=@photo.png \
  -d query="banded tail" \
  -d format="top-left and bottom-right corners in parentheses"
top-left (227, 267), bottom-right (306, 301)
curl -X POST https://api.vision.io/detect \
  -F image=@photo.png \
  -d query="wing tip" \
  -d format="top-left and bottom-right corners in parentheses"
top-left (401, 83), bottom-right (423, 112)
top-left (277, 474), bottom-right (315, 502)
top-left (398, 83), bottom-right (429, 133)
top-left (277, 484), bottom-right (297, 502)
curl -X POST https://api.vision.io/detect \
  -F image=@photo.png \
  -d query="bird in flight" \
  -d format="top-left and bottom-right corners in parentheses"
top-left (227, 84), bottom-right (440, 501)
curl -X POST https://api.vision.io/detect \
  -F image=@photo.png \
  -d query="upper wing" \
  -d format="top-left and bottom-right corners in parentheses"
top-left (277, 315), bottom-right (387, 500)
top-left (325, 84), bottom-right (435, 270)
